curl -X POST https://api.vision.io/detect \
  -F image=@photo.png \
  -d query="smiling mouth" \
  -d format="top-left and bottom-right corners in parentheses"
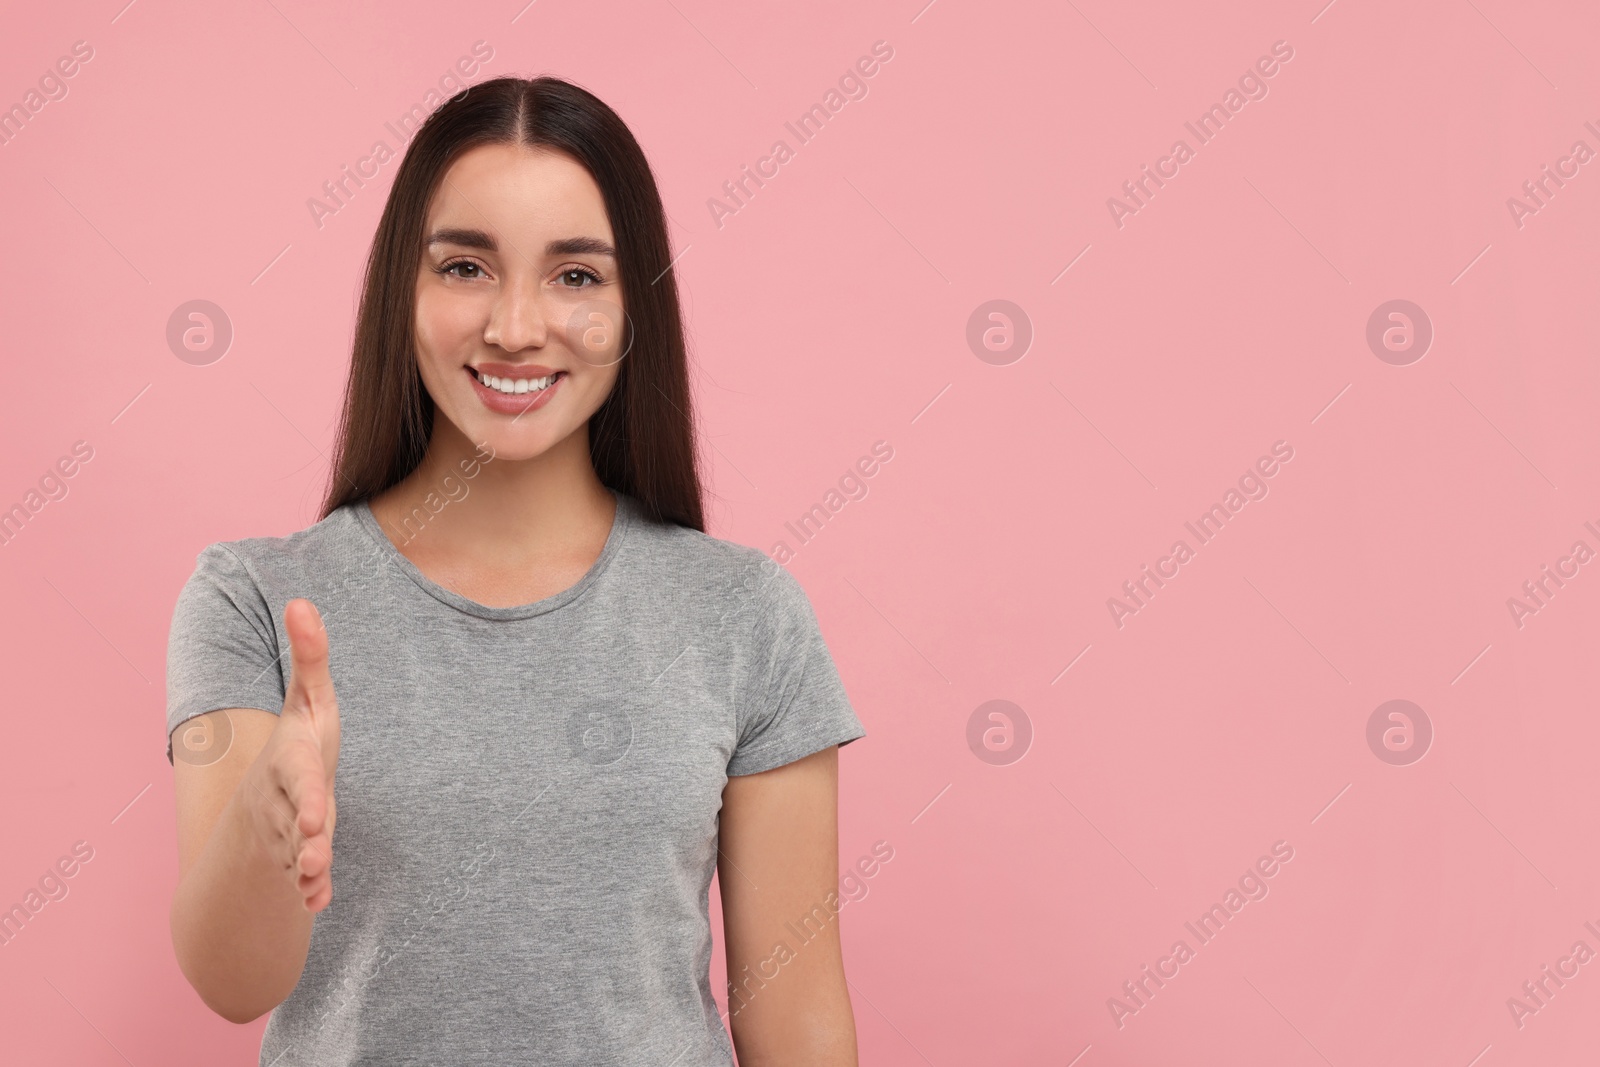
top-left (467, 367), bottom-right (568, 395)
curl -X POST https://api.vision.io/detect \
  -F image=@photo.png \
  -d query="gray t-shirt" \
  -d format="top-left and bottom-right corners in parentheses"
top-left (164, 488), bottom-right (865, 1066)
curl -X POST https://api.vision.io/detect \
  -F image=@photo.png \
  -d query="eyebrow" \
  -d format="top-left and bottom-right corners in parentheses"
top-left (424, 228), bottom-right (616, 259)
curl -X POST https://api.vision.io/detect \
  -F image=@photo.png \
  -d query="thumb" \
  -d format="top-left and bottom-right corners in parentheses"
top-left (283, 597), bottom-right (336, 721)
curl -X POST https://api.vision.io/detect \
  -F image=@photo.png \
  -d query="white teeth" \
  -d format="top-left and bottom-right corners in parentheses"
top-left (475, 370), bottom-right (557, 395)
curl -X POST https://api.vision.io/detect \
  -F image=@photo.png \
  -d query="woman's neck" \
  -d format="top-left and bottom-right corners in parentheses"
top-left (367, 418), bottom-right (617, 575)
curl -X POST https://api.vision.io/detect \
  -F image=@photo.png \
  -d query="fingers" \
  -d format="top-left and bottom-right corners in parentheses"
top-left (283, 598), bottom-right (336, 720)
top-left (295, 794), bottom-right (336, 911)
top-left (295, 833), bottom-right (331, 881)
top-left (296, 831), bottom-right (334, 911)
top-left (268, 742), bottom-right (334, 908)
top-left (272, 600), bottom-right (341, 913)
top-left (302, 882), bottom-right (333, 913)
top-left (276, 741), bottom-right (326, 841)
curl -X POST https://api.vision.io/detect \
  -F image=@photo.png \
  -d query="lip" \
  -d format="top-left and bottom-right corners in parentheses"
top-left (466, 365), bottom-right (567, 416)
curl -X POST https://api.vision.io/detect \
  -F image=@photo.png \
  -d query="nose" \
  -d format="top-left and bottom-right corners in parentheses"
top-left (482, 272), bottom-right (551, 352)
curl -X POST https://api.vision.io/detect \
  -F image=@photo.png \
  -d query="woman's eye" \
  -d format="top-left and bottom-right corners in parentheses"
top-left (559, 268), bottom-right (601, 287)
top-left (441, 260), bottom-right (482, 279)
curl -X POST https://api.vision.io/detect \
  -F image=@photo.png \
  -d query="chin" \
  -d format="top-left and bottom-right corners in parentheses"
top-left (472, 424), bottom-right (569, 462)
top-left (491, 441), bottom-right (560, 463)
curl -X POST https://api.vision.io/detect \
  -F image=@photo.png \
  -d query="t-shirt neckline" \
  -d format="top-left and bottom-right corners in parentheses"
top-left (349, 488), bottom-right (636, 621)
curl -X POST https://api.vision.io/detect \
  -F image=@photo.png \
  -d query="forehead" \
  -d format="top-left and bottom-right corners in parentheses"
top-left (425, 142), bottom-right (612, 239)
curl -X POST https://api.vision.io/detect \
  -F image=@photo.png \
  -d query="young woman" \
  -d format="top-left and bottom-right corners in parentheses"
top-left (165, 76), bottom-right (865, 1066)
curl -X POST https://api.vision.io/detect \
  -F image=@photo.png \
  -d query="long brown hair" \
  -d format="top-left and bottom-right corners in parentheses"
top-left (318, 75), bottom-right (704, 531)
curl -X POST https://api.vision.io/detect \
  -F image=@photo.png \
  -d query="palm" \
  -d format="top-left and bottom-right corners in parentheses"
top-left (259, 598), bottom-right (342, 912)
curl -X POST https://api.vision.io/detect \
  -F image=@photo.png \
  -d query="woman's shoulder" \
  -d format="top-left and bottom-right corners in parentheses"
top-left (620, 499), bottom-right (807, 616)
top-left (624, 497), bottom-right (777, 572)
top-left (180, 504), bottom-right (367, 594)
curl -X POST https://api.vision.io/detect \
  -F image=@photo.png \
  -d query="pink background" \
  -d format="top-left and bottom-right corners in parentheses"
top-left (2, 0), bottom-right (1597, 1063)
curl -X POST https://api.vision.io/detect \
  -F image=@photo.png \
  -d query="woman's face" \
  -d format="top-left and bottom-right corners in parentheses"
top-left (414, 142), bottom-right (626, 463)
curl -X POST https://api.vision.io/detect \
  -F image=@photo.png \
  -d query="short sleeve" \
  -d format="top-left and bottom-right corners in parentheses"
top-left (727, 562), bottom-right (866, 776)
top-left (164, 543), bottom-right (286, 765)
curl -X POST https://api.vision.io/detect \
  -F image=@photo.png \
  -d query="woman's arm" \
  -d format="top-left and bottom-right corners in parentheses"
top-left (169, 598), bottom-right (343, 1023)
top-left (170, 707), bottom-right (316, 1022)
top-left (718, 745), bottom-right (858, 1066)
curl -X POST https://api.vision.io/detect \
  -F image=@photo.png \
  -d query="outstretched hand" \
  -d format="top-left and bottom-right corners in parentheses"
top-left (248, 598), bottom-right (343, 913)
